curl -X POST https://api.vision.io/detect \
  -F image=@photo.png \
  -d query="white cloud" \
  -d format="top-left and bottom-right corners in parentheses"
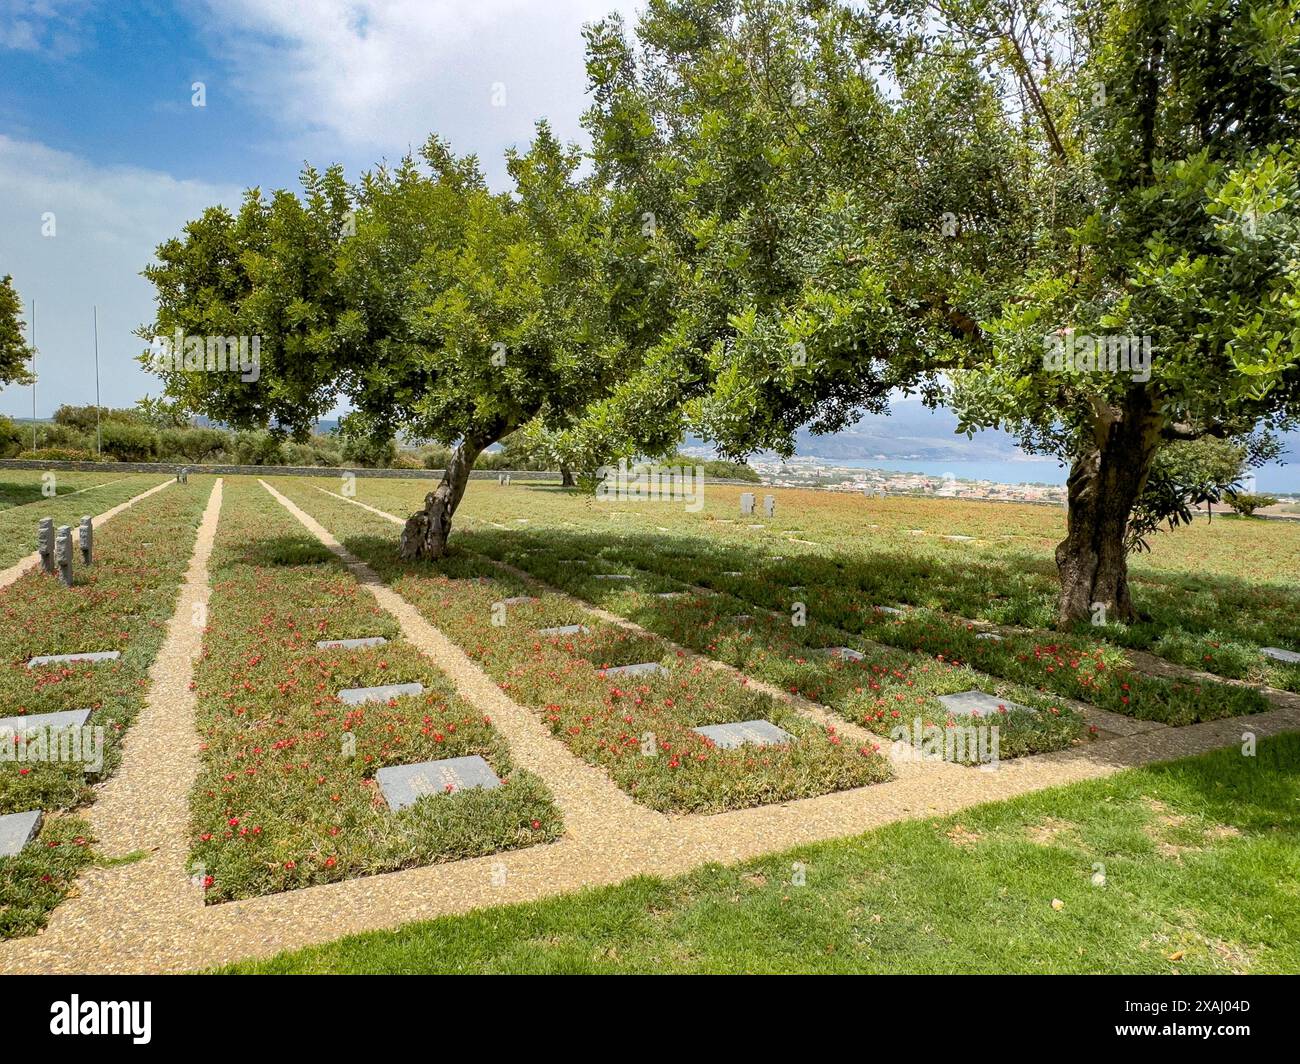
top-left (0, 0), bottom-right (95, 55)
top-left (195, 0), bottom-right (644, 184)
top-left (0, 134), bottom-right (242, 418)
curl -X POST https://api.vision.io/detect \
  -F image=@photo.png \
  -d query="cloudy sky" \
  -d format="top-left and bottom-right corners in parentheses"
top-left (0, 0), bottom-right (640, 419)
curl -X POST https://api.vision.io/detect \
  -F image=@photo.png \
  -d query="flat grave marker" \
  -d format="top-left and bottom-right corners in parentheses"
top-left (500, 596), bottom-right (535, 606)
top-left (337, 682), bottom-right (424, 706)
top-left (594, 574), bottom-right (632, 580)
top-left (376, 755), bottom-right (502, 810)
top-left (943, 534), bottom-right (974, 542)
top-left (822, 647), bottom-right (864, 662)
top-left (873, 606), bottom-right (905, 616)
top-left (693, 719), bottom-right (793, 750)
top-left (538, 624), bottom-right (589, 636)
top-left (0, 810), bottom-right (43, 858)
top-left (1261, 647), bottom-right (1300, 665)
top-left (975, 632), bottom-right (1004, 642)
top-left (0, 708), bottom-right (92, 735)
top-left (937, 689), bottom-right (1036, 717)
top-left (27, 651), bottom-right (121, 669)
top-left (316, 636), bottom-right (388, 650)
top-left (600, 662), bottom-right (667, 678)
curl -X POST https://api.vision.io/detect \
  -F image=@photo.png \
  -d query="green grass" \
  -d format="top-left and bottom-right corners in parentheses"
top-left (219, 733), bottom-right (1300, 973)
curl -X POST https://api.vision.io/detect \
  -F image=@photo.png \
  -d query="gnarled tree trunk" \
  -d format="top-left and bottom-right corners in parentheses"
top-left (1055, 393), bottom-right (1164, 627)
top-left (400, 438), bottom-right (484, 560)
top-left (560, 463), bottom-right (576, 488)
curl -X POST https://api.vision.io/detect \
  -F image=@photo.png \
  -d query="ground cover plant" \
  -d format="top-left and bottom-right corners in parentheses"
top-left (189, 479), bottom-right (561, 902)
top-left (0, 477), bottom-right (211, 937)
top-left (0, 473), bottom-right (171, 569)
top-left (0, 470), bottom-right (139, 513)
top-left (269, 479), bottom-right (892, 812)
top-left (220, 732), bottom-right (1300, 974)
top-left (335, 479), bottom-right (1276, 725)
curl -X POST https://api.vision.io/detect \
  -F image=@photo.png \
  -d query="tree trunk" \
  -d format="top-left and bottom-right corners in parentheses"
top-left (400, 439), bottom-right (484, 560)
top-left (1055, 394), bottom-right (1164, 627)
top-left (560, 464), bottom-right (576, 488)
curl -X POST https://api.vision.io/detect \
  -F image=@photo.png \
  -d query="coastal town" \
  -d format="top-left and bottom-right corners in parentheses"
top-left (751, 456), bottom-right (1069, 504)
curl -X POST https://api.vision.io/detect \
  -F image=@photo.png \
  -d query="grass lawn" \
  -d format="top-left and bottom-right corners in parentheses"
top-left (339, 477), bottom-right (1300, 695)
top-left (220, 733), bottom-right (1300, 974)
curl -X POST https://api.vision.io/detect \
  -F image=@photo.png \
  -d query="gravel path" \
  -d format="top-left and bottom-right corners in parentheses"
top-left (2, 476), bottom-right (1295, 974)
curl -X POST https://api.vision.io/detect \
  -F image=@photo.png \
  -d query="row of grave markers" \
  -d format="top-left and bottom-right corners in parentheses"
top-left (36, 516), bottom-right (93, 587)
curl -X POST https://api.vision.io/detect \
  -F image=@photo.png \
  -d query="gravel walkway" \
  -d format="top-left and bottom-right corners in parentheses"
top-left (2, 476), bottom-right (1295, 974)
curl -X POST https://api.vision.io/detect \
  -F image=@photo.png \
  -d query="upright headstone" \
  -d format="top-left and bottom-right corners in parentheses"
top-left (78, 516), bottom-right (93, 566)
top-left (498, 473), bottom-right (505, 485)
top-left (740, 492), bottom-right (755, 515)
top-left (763, 494), bottom-right (775, 518)
top-left (0, 810), bottom-right (43, 858)
top-left (54, 525), bottom-right (74, 588)
top-left (37, 517), bottom-right (55, 574)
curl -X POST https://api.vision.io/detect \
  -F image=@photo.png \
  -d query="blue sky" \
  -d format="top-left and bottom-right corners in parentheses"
top-left (1, 1), bottom-right (1295, 490)
top-left (0, 0), bottom-right (638, 418)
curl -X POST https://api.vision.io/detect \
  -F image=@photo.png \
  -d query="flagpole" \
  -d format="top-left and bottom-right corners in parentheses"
top-left (93, 306), bottom-right (101, 456)
top-left (30, 299), bottom-right (36, 451)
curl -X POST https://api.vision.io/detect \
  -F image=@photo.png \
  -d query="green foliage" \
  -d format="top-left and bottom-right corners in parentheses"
top-left (1226, 492), bottom-right (1279, 516)
top-left (0, 415), bottom-right (21, 459)
top-left (99, 421), bottom-right (159, 462)
top-left (230, 429), bottom-right (284, 466)
top-left (0, 275), bottom-right (34, 387)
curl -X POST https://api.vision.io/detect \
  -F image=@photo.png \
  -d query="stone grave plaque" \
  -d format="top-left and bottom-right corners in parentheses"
top-left (654, 592), bottom-right (686, 599)
top-left (0, 708), bottom-right (92, 735)
top-left (316, 636), bottom-right (388, 650)
top-left (943, 534), bottom-right (974, 542)
top-left (748, 524), bottom-right (764, 529)
top-left (600, 662), bottom-right (667, 678)
top-left (594, 574), bottom-right (631, 580)
top-left (822, 647), bottom-right (863, 662)
top-left (27, 651), bottom-right (121, 668)
top-left (763, 495), bottom-right (775, 517)
top-left (501, 596), bottom-right (534, 606)
top-left (937, 689), bottom-right (1036, 717)
top-left (1262, 647), bottom-right (1300, 665)
top-left (377, 755), bottom-right (501, 810)
top-left (722, 570), bottom-right (743, 576)
top-left (538, 624), bottom-right (589, 636)
top-left (693, 719), bottom-right (793, 750)
top-left (975, 632), bottom-right (1003, 642)
top-left (337, 682), bottom-right (424, 705)
top-left (740, 493), bottom-right (755, 515)
top-left (873, 606), bottom-right (904, 616)
top-left (0, 810), bottom-right (43, 858)
top-left (730, 614), bottom-right (753, 623)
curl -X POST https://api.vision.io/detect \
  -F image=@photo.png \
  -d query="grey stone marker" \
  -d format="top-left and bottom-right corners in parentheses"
top-left (722, 570), bottom-right (743, 576)
top-left (975, 632), bottom-right (1004, 642)
top-left (594, 573), bottom-right (631, 580)
top-left (763, 494), bottom-right (776, 518)
top-left (937, 689), bottom-right (1036, 717)
top-left (337, 682), bottom-right (424, 705)
top-left (0, 810), bottom-right (43, 858)
top-left (501, 596), bottom-right (534, 606)
top-left (376, 755), bottom-right (502, 810)
top-left (498, 473), bottom-right (506, 485)
top-left (538, 624), bottom-right (589, 636)
top-left (37, 517), bottom-right (55, 573)
top-left (731, 614), bottom-right (753, 623)
top-left (943, 534), bottom-right (973, 542)
top-left (823, 646), bottom-right (864, 662)
top-left (54, 525), bottom-right (73, 587)
top-left (27, 651), bottom-right (121, 668)
top-left (740, 492), bottom-right (755, 515)
top-left (874, 605), bottom-right (905, 616)
top-left (655, 591), bottom-right (687, 599)
top-left (1262, 647), bottom-right (1300, 665)
top-left (0, 708), bottom-right (92, 735)
top-left (693, 719), bottom-right (793, 749)
top-left (316, 636), bottom-right (388, 650)
top-left (600, 662), bottom-right (667, 678)
top-left (78, 516), bottom-right (93, 565)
